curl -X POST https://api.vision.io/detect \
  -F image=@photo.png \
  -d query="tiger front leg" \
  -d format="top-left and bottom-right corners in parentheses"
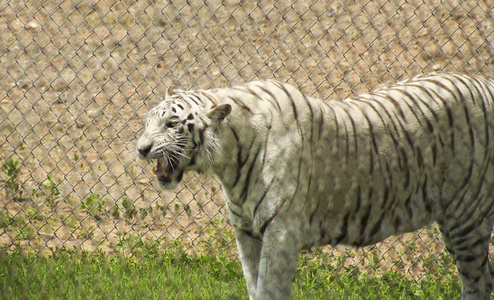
top-left (254, 217), bottom-right (302, 300)
top-left (234, 227), bottom-right (262, 299)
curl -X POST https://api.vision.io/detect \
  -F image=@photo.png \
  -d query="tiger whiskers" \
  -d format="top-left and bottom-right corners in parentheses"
top-left (166, 156), bottom-right (175, 171)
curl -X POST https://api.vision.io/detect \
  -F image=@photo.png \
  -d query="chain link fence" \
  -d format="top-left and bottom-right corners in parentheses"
top-left (1, 0), bottom-right (494, 284)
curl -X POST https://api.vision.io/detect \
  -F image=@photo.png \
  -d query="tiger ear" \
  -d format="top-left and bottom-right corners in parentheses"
top-left (208, 104), bottom-right (231, 123)
top-left (166, 86), bottom-right (183, 97)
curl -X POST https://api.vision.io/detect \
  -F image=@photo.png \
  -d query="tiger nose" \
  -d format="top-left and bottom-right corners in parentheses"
top-left (137, 143), bottom-right (152, 158)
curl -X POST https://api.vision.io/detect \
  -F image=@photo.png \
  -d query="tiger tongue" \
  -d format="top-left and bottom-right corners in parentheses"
top-left (156, 159), bottom-right (172, 178)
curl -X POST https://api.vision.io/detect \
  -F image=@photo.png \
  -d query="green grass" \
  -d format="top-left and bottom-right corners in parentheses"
top-left (293, 266), bottom-right (461, 300)
top-left (0, 249), bottom-right (461, 300)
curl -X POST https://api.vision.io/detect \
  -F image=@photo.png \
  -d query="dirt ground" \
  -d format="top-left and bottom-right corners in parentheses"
top-left (1, 0), bottom-right (494, 277)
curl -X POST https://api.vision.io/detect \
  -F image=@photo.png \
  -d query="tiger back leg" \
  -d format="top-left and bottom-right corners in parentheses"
top-left (438, 215), bottom-right (494, 300)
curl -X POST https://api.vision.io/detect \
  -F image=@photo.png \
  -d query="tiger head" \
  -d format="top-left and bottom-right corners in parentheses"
top-left (136, 87), bottom-right (231, 189)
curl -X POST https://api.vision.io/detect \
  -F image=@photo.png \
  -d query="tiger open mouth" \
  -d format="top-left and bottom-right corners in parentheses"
top-left (154, 157), bottom-right (184, 187)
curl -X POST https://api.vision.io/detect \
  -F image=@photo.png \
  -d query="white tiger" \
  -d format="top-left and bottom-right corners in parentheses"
top-left (136, 73), bottom-right (494, 300)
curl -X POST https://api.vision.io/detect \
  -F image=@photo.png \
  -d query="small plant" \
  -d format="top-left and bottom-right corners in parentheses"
top-left (41, 174), bottom-right (61, 210)
top-left (27, 208), bottom-right (44, 221)
top-left (63, 216), bottom-right (78, 229)
top-left (75, 225), bottom-right (95, 240)
top-left (125, 164), bottom-right (136, 177)
top-left (2, 156), bottom-right (23, 200)
top-left (0, 211), bottom-right (14, 228)
top-left (82, 193), bottom-right (106, 220)
top-left (115, 231), bottom-right (144, 254)
top-left (184, 204), bottom-right (192, 216)
top-left (204, 186), bottom-right (217, 198)
top-left (111, 205), bottom-right (120, 218)
top-left (204, 218), bottom-right (235, 253)
top-left (139, 207), bottom-right (149, 219)
top-left (19, 224), bottom-right (36, 240)
top-left (122, 197), bottom-right (137, 222)
top-left (154, 202), bottom-right (167, 217)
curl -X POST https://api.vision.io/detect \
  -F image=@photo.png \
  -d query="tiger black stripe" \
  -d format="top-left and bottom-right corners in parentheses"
top-left (314, 102), bottom-right (325, 141)
top-left (421, 175), bottom-right (432, 213)
top-left (136, 73), bottom-right (494, 300)
top-left (228, 126), bottom-right (243, 191)
top-left (260, 121), bottom-right (272, 166)
top-left (239, 148), bottom-right (262, 203)
top-left (228, 95), bottom-right (252, 112)
top-left (426, 82), bottom-right (455, 127)
top-left (384, 94), bottom-right (408, 123)
top-left (258, 85), bottom-right (282, 112)
top-left (341, 105), bottom-right (359, 156)
top-left (409, 84), bottom-right (441, 122)
top-left (198, 91), bottom-right (218, 106)
top-left (395, 88), bottom-right (435, 133)
top-left (353, 102), bottom-right (379, 153)
top-left (276, 81), bottom-right (304, 139)
top-left (472, 80), bottom-right (493, 145)
top-left (334, 211), bottom-right (350, 245)
top-left (325, 102), bottom-right (340, 153)
top-left (253, 179), bottom-right (275, 218)
top-left (185, 94), bottom-right (201, 106)
top-left (275, 82), bottom-right (311, 214)
top-left (358, 188), bottom-right (372, 241)
top-left (367, 99), bottom-right (403, 156)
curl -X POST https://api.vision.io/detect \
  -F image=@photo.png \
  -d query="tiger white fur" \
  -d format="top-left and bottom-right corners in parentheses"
top-left (136, 73), bottom-right (494, 300)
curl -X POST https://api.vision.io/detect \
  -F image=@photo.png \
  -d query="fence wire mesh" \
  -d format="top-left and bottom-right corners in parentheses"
top-left (1, 0), bottom-right (494, 295)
